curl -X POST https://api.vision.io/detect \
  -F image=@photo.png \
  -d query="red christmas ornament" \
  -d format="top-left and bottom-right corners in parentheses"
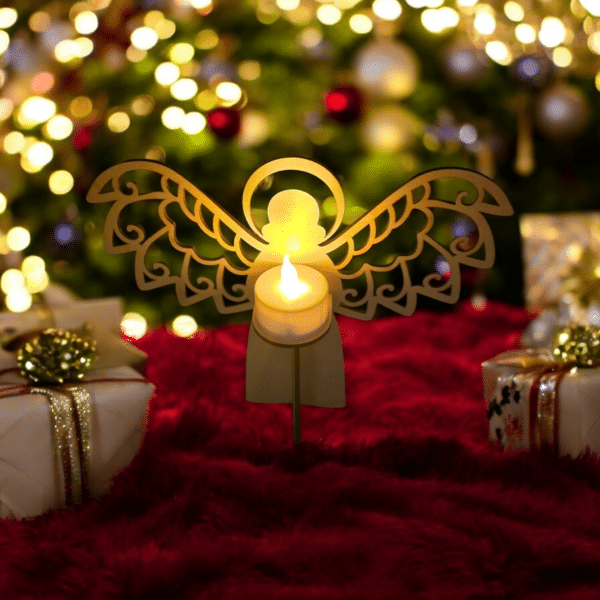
top-left (325, 86), bottom-right (364, 123)
top-left (207, 108), bottom-right (241, 139)
top-left (73, 127), bottom-right (92, 150)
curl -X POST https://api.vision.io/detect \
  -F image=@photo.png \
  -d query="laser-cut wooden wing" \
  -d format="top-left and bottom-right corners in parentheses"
top-left (87, 160), bottom-right (268, 313)
top-left (321, 168), bottom-right (513, 320)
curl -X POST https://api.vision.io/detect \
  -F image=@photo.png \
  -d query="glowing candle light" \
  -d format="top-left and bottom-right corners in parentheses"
top-left (252, 254), bottom-right (331, 345)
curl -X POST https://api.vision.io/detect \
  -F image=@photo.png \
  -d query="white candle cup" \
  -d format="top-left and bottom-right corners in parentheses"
top-left (252, 263), bottom-right (332, 346)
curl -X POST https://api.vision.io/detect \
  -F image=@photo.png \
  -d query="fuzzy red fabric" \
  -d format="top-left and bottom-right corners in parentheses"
top-left (2, 301), bottom-right (600, 599)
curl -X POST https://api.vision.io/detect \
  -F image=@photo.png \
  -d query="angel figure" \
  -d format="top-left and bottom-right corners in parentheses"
top-left (88, 158), bottom-right (512, 438)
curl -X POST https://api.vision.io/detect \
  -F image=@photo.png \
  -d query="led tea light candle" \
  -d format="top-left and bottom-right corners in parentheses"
top-left (252, 254), bottom-right (333, 443)
top-left (253, 255), bottom-right (331, 346)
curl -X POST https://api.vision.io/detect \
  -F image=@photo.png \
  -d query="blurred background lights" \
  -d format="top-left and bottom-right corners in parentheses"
top-left (486, 41), bottom-right (512, 65)
top-left (172, 314), bottom-right (198, 337)
top-left (45, 115), bottom-right (74, 140)
top-left (0, 7), bottom-right (18, 29)
top-left (539, 17), bottom-right (567, 48)
top-left (69, 96), bottom-right (93, 119)
top-left (170, 78), bottom-right (198, 101)
top-left (161, 106), bottom-right (185, 129)
top-left (553, 47), bottom-right (573, 67)
top-left (30, 72), bottom-right (55, 94)
top-left (169, 42), bottom-right (194, 64)
top-left (120, 312), bottom-right (148, 339)
top-left (191, 0), bottom-right (213, 8)
top-left (181, 111), bottom-right (207, 134)
top-left (6, 227), bottom-right (31, 252)
top-left (4, 131), bottom-right (25, 154)
top-left (5, 288), bottom-right (32, 313)
top-left (126, 46), bottom-right (146, 62)
top-left (28, 11), bottom-right (50, 32)
top-left (49, 170), bottom-right (75, 195)
top-left (277, 0), bottom-right (300, 10)
top-left (131, 27), bottom-right (159, 50)
top-left (0, 269), bottom-right (24, 294)
top-left (74, 11), bottom-right (99, 35)
top-left (434, 255), bottom-right (451, 277)
top-left (131, 95), bottom-right (154, 116)
top-left (54, 222), bottom-right (77, 245)
top-left (0, 98), bottom-right (13, 120)
top-left (155, 62), bottom-right (180, 86)
top-left (195, 89), bottom-right (217, 110)
top-left (238, 60), bottom-right (261, 80)
top-left (107, 111), bottom-right (131, 132)
top-left (458, 124), bottom-right (477, 144)
top-left (73, 37), bottom-right (94, 58)
top-left (471, 293), bottom-right (488, 311)
top-left (0, 31), bottom-right (9, 56)
top-left (196, 29), bottom-right (219, 50)
top-left (372, 0), bottom-right (402, 21)
top-left (22, 255), bottom-right (49, 293)
top-left (215, 82), bottom-right (242, 104)
top-left (474, 8), bottom-right (496, 35)
top-left (20, 97), bottom-right (57, 125)
top-left (26, 141), bottom-right (53, 168)
top-left (25, 270), bottom-right (49, 294)
top-left (503, 1), bottom-right (524, 22)
top-left (515, 23), bottom-right (537, 44)
top-left (21, 255), bottom-right (45, 275)
top-left (349, 14), bottom-right (373, 34)
top-left (588, 32), bottom-right (600, 55)
top-left (581, 0), bottom-right (600, 16)
top-left (316, 5), bottom-right (342, 25)
top-left (0, 192), bottom-right (6, 214)
top-left (421, 8), bottom-right (459, 33)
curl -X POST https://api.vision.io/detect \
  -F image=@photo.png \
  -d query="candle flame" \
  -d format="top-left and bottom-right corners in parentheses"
top-left (279, 254), bottom-right (309, 301)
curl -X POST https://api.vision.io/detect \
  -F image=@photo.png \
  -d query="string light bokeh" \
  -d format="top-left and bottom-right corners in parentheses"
top-left (0, 0), bottom-right (599, 333)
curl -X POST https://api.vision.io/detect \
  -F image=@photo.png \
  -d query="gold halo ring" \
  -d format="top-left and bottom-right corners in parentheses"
top-left (242, 157), bottom-right (345, 242)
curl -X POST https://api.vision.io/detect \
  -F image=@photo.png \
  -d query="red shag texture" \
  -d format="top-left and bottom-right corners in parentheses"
top-left (2, 301), bottom-right (600, 599)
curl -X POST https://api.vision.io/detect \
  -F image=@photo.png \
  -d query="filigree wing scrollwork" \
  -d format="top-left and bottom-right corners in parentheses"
top-left (321, 168), bottom-right (513, 320)
top-left (87, 160), bottom-right (268, 312)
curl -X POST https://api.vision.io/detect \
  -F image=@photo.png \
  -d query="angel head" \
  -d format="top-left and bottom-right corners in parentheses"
top-left (261, 190), bottom-right (326, 258)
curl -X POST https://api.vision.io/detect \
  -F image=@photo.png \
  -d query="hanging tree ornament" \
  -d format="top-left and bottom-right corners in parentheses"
top-left (325, 86), bottom-right (364, 124)
top-left (87, 158), bottom-right (512, 443)
top-left (353, 38), bottom-right (420, 99)
top-left (442, 42), bottom-right (490, 86)
top-left (207, 107), bottom-right (241, 139)
top-left (535, 83), bottom-right (590, 140)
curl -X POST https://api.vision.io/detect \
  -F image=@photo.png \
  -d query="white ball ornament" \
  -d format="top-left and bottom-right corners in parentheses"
top-left (442, 44), bottom-right (489, 85)
top-left (354, 39), bottom-right (420, 99)
top-left (535, 84), bottom-right (590, 140)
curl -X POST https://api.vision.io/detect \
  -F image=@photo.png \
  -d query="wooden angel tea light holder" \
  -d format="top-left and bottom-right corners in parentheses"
top-left (88, 158), bottom-right (513, 444)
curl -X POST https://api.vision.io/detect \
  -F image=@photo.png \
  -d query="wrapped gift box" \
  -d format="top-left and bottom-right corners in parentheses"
top-left (0, 364), bottom-right (154, 518)
top-left (0, 297), bottom-right (147, 372)
top-left (482, 349), bottom-right (600, 458)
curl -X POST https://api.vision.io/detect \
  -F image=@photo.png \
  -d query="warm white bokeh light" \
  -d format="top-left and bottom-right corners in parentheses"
top-left (120, 312), bottom-right (148, 339)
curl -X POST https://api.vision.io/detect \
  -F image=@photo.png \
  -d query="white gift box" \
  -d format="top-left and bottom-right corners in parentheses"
top-left (0, 365), bottom-right (153, 518)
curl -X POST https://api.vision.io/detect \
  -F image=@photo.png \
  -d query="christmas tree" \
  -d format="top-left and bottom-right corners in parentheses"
top-left (0, 0), bottom-right (599, 334)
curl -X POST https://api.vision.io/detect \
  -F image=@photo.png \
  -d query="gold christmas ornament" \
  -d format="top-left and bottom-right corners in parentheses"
top-left (552, 324), bottom-right (600, 367)
top-left (17, 327), bottom-right (97, 384)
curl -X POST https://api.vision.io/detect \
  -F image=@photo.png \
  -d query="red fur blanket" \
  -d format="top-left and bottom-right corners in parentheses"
top-left (2, 301), bottom-right (600, 599)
